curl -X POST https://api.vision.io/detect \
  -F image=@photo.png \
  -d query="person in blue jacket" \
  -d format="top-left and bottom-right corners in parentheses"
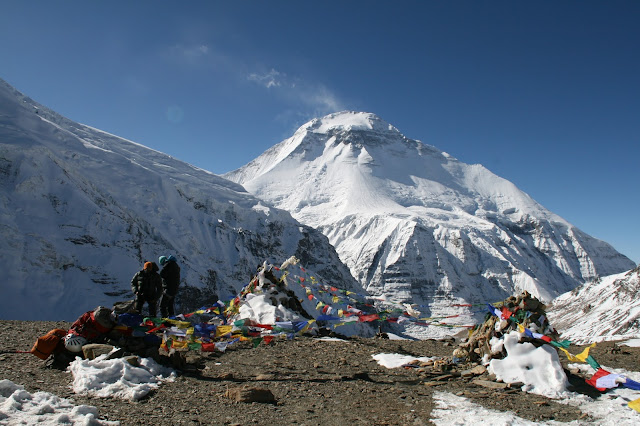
top-left (159, 255), bottom-right (181, 318)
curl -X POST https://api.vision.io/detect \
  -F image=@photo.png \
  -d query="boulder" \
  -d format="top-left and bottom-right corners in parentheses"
top-left (225, 386), bottom-right (276, 404)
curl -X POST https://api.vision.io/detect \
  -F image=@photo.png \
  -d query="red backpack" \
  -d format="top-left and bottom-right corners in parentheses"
top-left (30, 328), bottom-right (67, 360)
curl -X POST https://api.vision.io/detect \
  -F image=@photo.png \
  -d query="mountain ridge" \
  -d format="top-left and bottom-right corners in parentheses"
top-left (0, 78), bottom-right (361, 322)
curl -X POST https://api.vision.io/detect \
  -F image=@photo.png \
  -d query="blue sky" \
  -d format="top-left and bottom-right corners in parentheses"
top-left (1, 1), bottom-right (638, 263)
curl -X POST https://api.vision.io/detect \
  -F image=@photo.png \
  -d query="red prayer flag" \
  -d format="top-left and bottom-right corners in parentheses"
top-left (201, 343), bottom-right (216, 352)
top-left (586, 368), bottom-right (612, 391)
top-left (358, 314), bottom-right (380, 322)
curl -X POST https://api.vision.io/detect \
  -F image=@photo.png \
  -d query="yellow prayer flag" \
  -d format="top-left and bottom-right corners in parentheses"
top-left (560, 343), bottom-right (596, 363)
top-left (559, 348), bottom-right (579, 362)
top-left (576, 343), bottom-right (597, 362)
top-left (172, 340), bottom-right (188, 349)
top-left (166, 320), bottom-right (192, 329)
top-left (215, 325), bottom-right (233, 337)
top-left (628, 397), bottom-right (640, 413)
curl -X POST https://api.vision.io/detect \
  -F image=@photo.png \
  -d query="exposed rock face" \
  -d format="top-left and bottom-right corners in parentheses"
top-left (0, 79), bottom-right (361, 321)
top-left (225, 111), bottom-right (635, 337)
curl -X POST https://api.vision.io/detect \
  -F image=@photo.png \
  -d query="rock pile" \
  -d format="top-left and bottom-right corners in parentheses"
top-left (397, 292), bottom-right (562, 390)
top-left (453, 291), bottom-right (557, 364)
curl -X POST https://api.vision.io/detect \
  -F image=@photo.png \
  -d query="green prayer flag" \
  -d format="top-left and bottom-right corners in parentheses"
top-left (549, 339), bottom-right (572, 349)
top-left (586, 355), bottom-right (601, 370)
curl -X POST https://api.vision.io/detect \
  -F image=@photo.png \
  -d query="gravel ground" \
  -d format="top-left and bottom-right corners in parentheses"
top-left (1, 320), bottom-right (639, 425)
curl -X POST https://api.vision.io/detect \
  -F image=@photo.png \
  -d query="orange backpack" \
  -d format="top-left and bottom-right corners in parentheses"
top-left (31, 328), bottom-right (67, 360)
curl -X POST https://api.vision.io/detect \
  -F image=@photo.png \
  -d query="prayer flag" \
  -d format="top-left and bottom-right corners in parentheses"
top-left (172, 340), bottom-right (188, 349)
top-left (586, 368), bottom-right (621, 391)
top-left (549, 340), bottom-right (571, 349)
top-left (486, 303), bottom-right (501, 317)
top-left (215, 325), bottom-right (233, 337)
top-left (316, 315), bottom-right (341, 322)
top-left (500, 306), bottom-right (513, 320)
top-left (621, 378), bottom-right (640, 391)
top-left (628, 397), bottom-right (640, 413)
top-left (585, 355), bottom-right (601, 370)
top-left (575, 343), bottom-right (597, 362)
top-left (201, 342), bottom-right (216, 352)
top-left (358, 314), bottom-right (380, 322)
top-left (292, 321), bottom-right (310, 333)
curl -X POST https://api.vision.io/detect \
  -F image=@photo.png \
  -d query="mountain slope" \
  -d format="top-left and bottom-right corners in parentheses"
top-left (547, 266), bottom-right (640, 344)
top-left (224, 111), bottom-right (635, 337)
top-left (0, 79), bottom-right (361, 321)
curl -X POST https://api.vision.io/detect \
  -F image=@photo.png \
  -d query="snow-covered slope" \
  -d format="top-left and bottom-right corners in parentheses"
top-left (547, 266), bottom-right (640, 344)
top-left (0, 78), bottom-right (361, 321)
top-left (225, 111), bottom-right (636, 337)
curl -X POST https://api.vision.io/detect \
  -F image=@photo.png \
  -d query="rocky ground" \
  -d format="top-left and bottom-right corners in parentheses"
top-left (1, 320), bottom-right (639, 425)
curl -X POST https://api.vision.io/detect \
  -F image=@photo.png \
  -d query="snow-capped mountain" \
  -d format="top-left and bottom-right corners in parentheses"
top-left (224, 111), bottom-right (636, 337)
top-left (547, 266), bottom-right (640, 344)
top-left (0, 78), bottom-right (361, 321)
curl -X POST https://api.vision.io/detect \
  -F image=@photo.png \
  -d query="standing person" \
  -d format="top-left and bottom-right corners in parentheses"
top-left (159, 255), bottom-right (181, 318)
top-left (131, 261), bottom-right (162, 317)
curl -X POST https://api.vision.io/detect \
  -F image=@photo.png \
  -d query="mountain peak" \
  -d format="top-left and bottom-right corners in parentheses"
top-left (227, 112), bottom-right (636, 337)
top-left (300, 111), bottom-right (400, 137)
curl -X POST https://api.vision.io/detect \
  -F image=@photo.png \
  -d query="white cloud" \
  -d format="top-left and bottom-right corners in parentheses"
top-left (247, 69), bottom-right (282, 88)
top-left (302, 85), bottom-right (343, 113)
top-left (161, 44), bottom-right (215, 67)
top-left (248, 67), bottom-right (345, 120)
top-left (173, 44), bottom-right (210, 59)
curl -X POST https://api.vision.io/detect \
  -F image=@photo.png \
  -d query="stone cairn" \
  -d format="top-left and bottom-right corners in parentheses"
top-left (402, 291), bottom-right (558, 389)
top-left (452, 291), bottom-right (558, 364)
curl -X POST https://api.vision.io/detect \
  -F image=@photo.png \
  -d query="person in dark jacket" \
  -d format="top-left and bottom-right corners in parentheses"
top-left (131, 261), bottom-right (162, 317)
top-left (159, 255), bottom-right (181, 317)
